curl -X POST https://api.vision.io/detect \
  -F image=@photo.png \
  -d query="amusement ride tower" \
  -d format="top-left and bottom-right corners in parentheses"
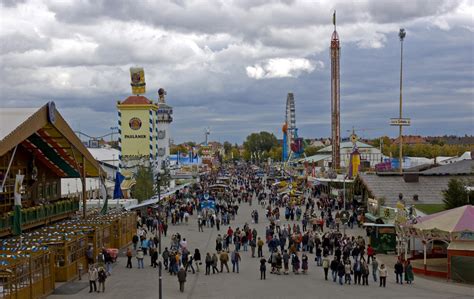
top-left (285, 93), bottom-right (296, 160)
top-left (330, 11), bottom-right (341, 170)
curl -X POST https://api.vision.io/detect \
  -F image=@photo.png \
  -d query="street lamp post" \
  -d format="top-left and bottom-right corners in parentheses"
top-left (156, 170), bottom-right (163, 299)
top-left (398, 28), bottom-right (406, 174)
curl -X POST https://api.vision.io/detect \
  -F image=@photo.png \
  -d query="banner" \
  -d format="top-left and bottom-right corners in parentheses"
top-left (13, 174), bottom-right (24, 235)
top-left (100, 177), bottom-right (108, 215)
top-left (14, 174), bottom-right (24, 206)
top-left (113, 172), bottom-right (125, 199)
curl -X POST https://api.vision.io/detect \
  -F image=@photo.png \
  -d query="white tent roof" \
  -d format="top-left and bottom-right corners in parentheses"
top-left (125, 182), bottom-right (192, 210)
top-left (88, 147), bottom-right (120, 167)
top-left (0, 108), bottom-right (39, 140)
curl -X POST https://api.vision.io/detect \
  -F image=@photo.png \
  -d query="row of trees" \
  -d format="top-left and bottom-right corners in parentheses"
top-left (370, 137), bottom-right (472, 159)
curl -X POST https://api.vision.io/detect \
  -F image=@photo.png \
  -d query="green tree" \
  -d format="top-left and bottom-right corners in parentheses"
top-left (269, 146), bottom-right (283, 161)
top-left (231, 148), bottom-right (241, 160)
top-left (243, 131), bottom-right (279, 154)
top-left (223, 141), bottom-right (232, 155)
top-left (131, 165), bottom-right (154, 202)
top-left (442, 178), bottom-right (473, 209)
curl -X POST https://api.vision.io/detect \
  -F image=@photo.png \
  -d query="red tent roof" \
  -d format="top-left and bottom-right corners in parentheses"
top-left (121, 95), bottom-right (152, 105)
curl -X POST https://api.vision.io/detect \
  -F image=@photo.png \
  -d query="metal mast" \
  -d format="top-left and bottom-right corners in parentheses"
top-left (285, 93), bottom-right (296, 159)
top-left (330, 10), bottom-right (341, 170)
top-left (398, 28), bottom-right (406, 174)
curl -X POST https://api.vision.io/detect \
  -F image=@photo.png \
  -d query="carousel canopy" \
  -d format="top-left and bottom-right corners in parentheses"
top-left (413, 205), bottom-right (474, 233)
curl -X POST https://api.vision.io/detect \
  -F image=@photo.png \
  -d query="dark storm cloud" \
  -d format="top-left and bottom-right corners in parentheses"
top-left (0, 0), bottom-right (472, 143)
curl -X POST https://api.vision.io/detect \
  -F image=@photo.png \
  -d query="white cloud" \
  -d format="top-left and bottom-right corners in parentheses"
top-left (246, 58), bottom-right (322, 79)
top-left (0, 0), bottom-right (472, 142)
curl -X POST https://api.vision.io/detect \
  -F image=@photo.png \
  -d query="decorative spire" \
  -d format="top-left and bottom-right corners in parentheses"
top-left (333, 10), bottom-right (336, 31)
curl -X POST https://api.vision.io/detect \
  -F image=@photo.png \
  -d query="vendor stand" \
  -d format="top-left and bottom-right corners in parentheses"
top-left (401, 205), bottom-right (474, 283)
top-left (0, 247), bottom-right (54, 299)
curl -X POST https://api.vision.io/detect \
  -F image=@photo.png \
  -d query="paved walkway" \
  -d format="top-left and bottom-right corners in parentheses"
top-left (51, 200), bottom-right (473, 299)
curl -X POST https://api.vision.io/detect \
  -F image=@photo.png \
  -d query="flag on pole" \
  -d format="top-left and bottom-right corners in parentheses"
top-left (333, 10), bottom-right (336, 26)
top-left (13, 174), bottom-right (24, 235)
top-left (100, 177), bottom-right (108, 215)
top-left (113, 172), bottom-right (125, 202)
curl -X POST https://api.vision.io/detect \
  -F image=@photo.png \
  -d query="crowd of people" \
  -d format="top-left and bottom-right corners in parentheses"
top-left (119, 163), bottom-right (415, 294)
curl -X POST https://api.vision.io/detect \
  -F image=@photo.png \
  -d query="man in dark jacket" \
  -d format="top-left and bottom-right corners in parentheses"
top-left (330, 257), bottom-right (339, 282)
top-left (337, 260), bottom-right (345, 285)
top-left (177, 267), bottom-right (187, 292)
top-left (394, 259), bottom-right (404, 284)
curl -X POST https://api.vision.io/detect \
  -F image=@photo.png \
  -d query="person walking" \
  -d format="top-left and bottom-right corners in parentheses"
top-left (361, 259), bottom-right (369, 285)
top-left (194, 249), bottom-right (201, 273)
top-left (291, 252), bottom-right (300, 274)
top-left (395, 259), bottom-right (404, 284)
top-left (177, 266), bottom-right (187, 292)
top-left (260, 257), bottom-right (266, 280)
top-left (322, 254), bottom-right (330, 280)
top-left (212, 253), bottom-right (219, 274)
top-left (257, 237), bottom-right (264, 257)
top-left (231, 249), bottom-right (241, 273)
top-left (186, 254), bottom-right (195, 274)
top-left (344, 260), bottom-right (352, 285)
top-left (151, 247), bottom-right (158, 268)
top-left (337, 260), bottom-right (345, 285)
top-left (330, 257), bottom-right (339, 282)
top-left (250, 238), bottom-right (256, 258)
top-left (353, 259), bottom-right (362, 285)
top-left (126, 247), bottom-right (133, 268)
top-left (404, 260), bottom-right (414, 284)
top-left (88, 265), bottom-right (98, 293)
top-left (205, 252), bottom-right (212, 275)
top-left (162, 248), bottom-right (170, 270)
top-left (367, 244), bottom-right (375, 264)
top-left (97, 266), bottom-right (107, 293)
top-left (219, 251), bottom-right (230, 273)
top-left (136, 247), bottom-right (144, 269)
top-left (371, 256), bottom-right (379, 282)
top-left (301, 253), bottom-right (309, 274)
top-left (282, 250), bottom-right (290, 275)
top-left (132, 235), bottom-right (139, 250)
top-left (378, 264), bottom-right (388, 287)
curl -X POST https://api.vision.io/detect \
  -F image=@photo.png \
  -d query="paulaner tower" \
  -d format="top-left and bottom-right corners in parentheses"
top-left (330, 10), bottom-right (341, 170)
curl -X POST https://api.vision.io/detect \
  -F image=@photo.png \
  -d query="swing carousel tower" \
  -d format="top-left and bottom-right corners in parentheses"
top-left (330, 11), bottom-right (341, 170)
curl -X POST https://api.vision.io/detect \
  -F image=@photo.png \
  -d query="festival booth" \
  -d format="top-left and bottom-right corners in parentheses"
top-left (400, 205), bottom-right (474, 283)
top-left (90, 211), bottom-right (135, 250)
top-left (2, 225), bottom-right (89, 283)
top-left (0, 102), bottom-right (103, 238)
top-left (0, 245), bottom-right (55, 299)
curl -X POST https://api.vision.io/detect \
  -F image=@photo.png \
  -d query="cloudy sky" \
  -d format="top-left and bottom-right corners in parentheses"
top-left (0, 0), bottom-right (472, 144)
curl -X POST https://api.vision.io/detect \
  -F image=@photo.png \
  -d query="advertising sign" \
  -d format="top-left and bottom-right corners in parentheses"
top-left (390, 118), bottom-right (411, 126)
top-left (120, 109), bottom-right (151, 161)
top-left (130, 67), bottom-right (146, 95)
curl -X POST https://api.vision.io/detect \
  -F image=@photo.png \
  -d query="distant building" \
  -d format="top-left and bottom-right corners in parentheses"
top-left (316, 141), bottom-right (383, 168)
top-left (393, 135), bottom-right (427, 145)
top-left (356, 159), bottom-right (474, 207)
